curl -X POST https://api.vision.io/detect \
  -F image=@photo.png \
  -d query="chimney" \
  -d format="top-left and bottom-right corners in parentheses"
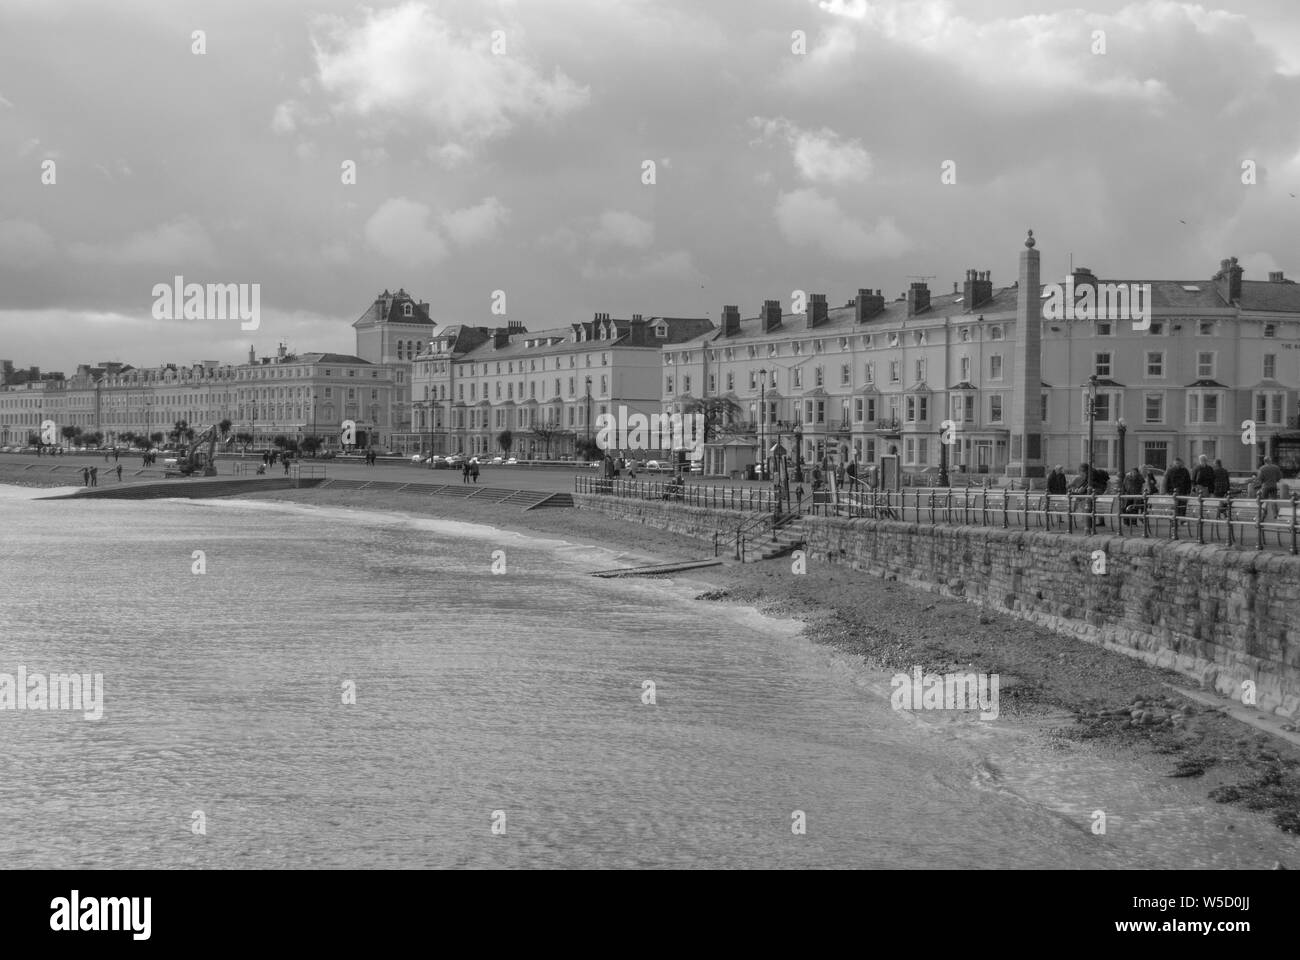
top-left (1269, 271), bottom-right (1284, 283)
top-left (807, 292), bottom-right (828, 328)
top-left (248, 345), bottom-right (255, 365)
top-left (1070, 266), bottom-right (1095, 291)
top-left (762, 299), bottom-right (782, 333)
top-left (953, 281), bottom-right (959, 294)
top-left (855, 288), bottom-right (885, 322)
top-left (1215, 256), bottom-right (1243, 303)
top-left (906, 281), bottom-right (930, 317)
top-left (507, 320), bottom-right (524, 333)
top-left (963, 269), bottom-right (994, 308)
top-left (722, 305), bottom-right (741, 337)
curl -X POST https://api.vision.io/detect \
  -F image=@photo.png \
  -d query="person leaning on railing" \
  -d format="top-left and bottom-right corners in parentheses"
top-left (1121, 467), bottom-right (1145, 527)
top-left (1164, 457), bottom-right (1192, 517)
top-left (1258, 456), bottom-right (1283, 520)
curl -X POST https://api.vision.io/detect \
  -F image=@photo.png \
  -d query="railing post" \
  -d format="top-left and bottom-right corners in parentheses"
top-left (1256, 493), bottom-right (1265, 550)
top-left (1002, 490), bottom-right (1009, 529)
top-left (1196, 494), bottom-right (1205, 544)
top-left (1067, 493), bottom-right (1074, 534)
top-left (1291, 495), bottom-right (1299, 555)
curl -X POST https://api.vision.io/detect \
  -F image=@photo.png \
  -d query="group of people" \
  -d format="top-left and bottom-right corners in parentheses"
top-left (142, 451), bottom-right (158, 466)
top-left (461, 459), bottom-right (480, 483)
top-left (1045, 454), bottom-right (1288, 523)
top-left (364, 450), bottom-right (379, 466)
top-left (80, 464), bottom-right (122, 486)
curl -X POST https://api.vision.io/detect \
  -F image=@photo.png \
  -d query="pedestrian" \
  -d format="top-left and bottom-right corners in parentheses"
top-left (471, 461), bottom-right (480, 484)
top-left (1047, 464), bottom-right (1068, 495)
top-left (1143, 464), bottom-right (1159, 496)
top-left (1192, 455), bottom-right (1215, 498)
top-left (1121, 466), bottom-right (1145, 527)
top-left (1211, 458), bottom-right (1230, 498)
top-left (1257, 456), bottom-right (1283, 519)
top-left (283, 457), bottom-right (291, 475)
top-left (462, 461), bottom-right (470, 484)
top-left (1164, 457), bottom-right (1192, 517)
top-left (113, 449), bottom-right (119, 462)
top-left (89, 465), bottom-right (98, 487)
top-left (115, 463), bottom-right (123, 482)
top-left (81, 466), bottom-right (89, 486)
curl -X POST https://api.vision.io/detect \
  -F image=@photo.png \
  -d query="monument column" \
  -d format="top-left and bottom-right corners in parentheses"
top-left (1007, 229), bottom-right (1044, 478)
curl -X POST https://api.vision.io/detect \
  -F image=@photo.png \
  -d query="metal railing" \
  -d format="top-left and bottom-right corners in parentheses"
top-left (575, 474), bottom-right (776, 513)
top-left (836, 486), bottom-right (1300, 554)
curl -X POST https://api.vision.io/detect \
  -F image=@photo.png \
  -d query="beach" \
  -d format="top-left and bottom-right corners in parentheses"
top-left (231, 483), bottom-right (1300, 851)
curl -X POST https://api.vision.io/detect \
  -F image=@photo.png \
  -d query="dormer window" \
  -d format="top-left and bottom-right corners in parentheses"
top-left (888, 333), bottom-right (899, 348)
top-left (403, 303), bottom-right (413, 317)
top-left (654, 325), bottom-right (667, 338)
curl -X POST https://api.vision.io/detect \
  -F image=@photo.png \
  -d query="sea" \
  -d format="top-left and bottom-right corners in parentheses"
top-left (0, 485), bottom-right (1295, 869)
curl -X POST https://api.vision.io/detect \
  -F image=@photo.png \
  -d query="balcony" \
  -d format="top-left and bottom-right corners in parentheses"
top-left (874, 418), bottom-right (901, 434)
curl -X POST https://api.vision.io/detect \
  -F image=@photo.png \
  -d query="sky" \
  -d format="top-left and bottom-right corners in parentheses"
top-left (2, 0), bottom-right (1299, 372)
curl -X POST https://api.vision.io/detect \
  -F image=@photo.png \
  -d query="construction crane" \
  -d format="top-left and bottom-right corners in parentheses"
top-left (166, 424), bottom-right (219, 477)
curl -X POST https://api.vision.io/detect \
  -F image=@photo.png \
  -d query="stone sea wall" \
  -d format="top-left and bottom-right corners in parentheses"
top-left (574, 493), bottom-right (1300, 718)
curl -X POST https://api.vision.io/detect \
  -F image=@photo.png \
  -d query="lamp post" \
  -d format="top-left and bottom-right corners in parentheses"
top-left (1117, 417), bottom-right (1127, 481)
top-left (585, 376), bottom-right (592, 455)
top-left (1086, 374), bottom-right (1098, 477)
top-left (793, 421), bottom-right (803, 482)
top-left (759, 368), bottom-right (767, 479)
top-left (311, 392), bottom-right (317, 455)
top-left (938, 424), bottom-right (950, 487)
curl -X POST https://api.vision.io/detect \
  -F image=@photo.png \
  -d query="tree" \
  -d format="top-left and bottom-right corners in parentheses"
top-left (218, 419), bottom-right (232, 441)
top-left (272, 434), bottom-right (288, 451)
top-left (497, 430), bottom-right (513, 454)
top-left (26, 431), bottom-right (40, 447)
top-left (150, 431), bottom-right (165, 447)
top-left (61, 425), bottom-right (80, 447)
top-left (684, 397), bottom-right (742, 443)
top-left (169, 419), bottom-right (189, 445)
top-left (84, 431), bottom-right (104, 447)
top-left (300, 435), bottom-right (323, 457)
top-left (234, 431), bottom-right (253, 453)
top-left (119, 431), bottom-right (137, 449)
top-left (531, 424), bottom-right (561, 460)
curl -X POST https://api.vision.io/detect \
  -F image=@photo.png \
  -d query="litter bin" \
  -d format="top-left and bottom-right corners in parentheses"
top-left (743, 464), bottom-right (756, 481)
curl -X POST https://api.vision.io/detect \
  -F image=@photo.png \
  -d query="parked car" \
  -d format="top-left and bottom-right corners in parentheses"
top-left (490, 456), bottom-right (504, 465)
top-left (410, 454), bottom-right (425, 463)
top-left (505, 457), bottom-right (518, 465)
top-left (445, 454), bottom-right (465, 467)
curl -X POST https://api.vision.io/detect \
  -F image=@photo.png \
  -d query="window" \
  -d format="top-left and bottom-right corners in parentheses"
top-left (666, 376), bottom-right (674, 394)
top-left (815, 367), bottom-right (824, 387)
top-left (960, 357), bottom-right (970, 381)
top-left (888, 333), bottom-right (899, 348)
top-left (1144, 392), bottom-right (1164, 424)
top-left (1255, 392), bottom-right (1284, 425)
top-left (792, 369), bottom-right (802, 388)
top-left (1097, 321), bottom-right (1112, 336)
top-left (793, 341), bottom-right (803, 355)
top-left (960, 328), bottom-right (971, 342)
top-left (403, 303), bottom-right (412, 317)
top-left (889, 361), bottom-right (900, 383)
top-left (914, 359), bottom-right (925, 382)
top-left (1095, 352), bottom-right (1112, 377)
top-left (816, 401), bottom-right (825, 423)
top-left (864, 362), bottom-right (874, 383)
top-left (683, 375), bottom-right (691, 394)
top-left (768, 343), bottom-right (778, 357)
top-left (1187, 391), bottom-right (1222, 425)
top-left (990, 326), bottom-right (1003, 341)
top-left (1264, 354), bottom-right (1277, 379)
top-left (1198, 320), bottom-right (1214, 335)
top-left (989, 356), bottom-right (1003, 380)
top-left (841, 363), bottom-right (851, 386)
top-left (1145, 351), bottom-right (1164, 378)
top-left (726, 373), bottom-right (734, 391)
top-left (708, 374), bottom-right (716, 393)
top-left (1197, 352), bottom-right (1215, 378)
top-left (1264, 324), bottom-right (1276, 338)
top-left (654, 325), bottom-right (667, 338)
top-left (748, 371), bottom-right (757, 390)
top-left (1040, 393), bottom-right (1049, 424)
top-left (990, 396), bottom-right (1003, 422)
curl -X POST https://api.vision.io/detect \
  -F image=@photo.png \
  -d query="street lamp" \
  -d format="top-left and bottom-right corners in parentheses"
top-left (1086, 374), bottom-right (1098, 478)
top-left (1117, 417), bottom-right (1127, 481)
top-left (585, 376), bottom-right (592, 454)
top-left (938, 424), bottom-right (950, 487)
top-left (793, 421), bottom-right (803, 482)
top-left (759, 368), bottom-right (767, 479)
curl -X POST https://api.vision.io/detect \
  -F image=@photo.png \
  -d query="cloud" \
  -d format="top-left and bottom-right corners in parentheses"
top-left (592, 210), bottom-right (654, 249)
top-left (363, 198), bottom-right (449, 267)
top-left (66, 218), bottom-right (216, 267)
top-left (0, 219), bottom-right (56, 269)
top-left (751, 117), bottom-right (871, 183)
top-left (441, 197), bottom-right (509, 245)
top-left (309, 1), bottom-right (588, 149)
top-left (774, 189), bottom-right (910, 260)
